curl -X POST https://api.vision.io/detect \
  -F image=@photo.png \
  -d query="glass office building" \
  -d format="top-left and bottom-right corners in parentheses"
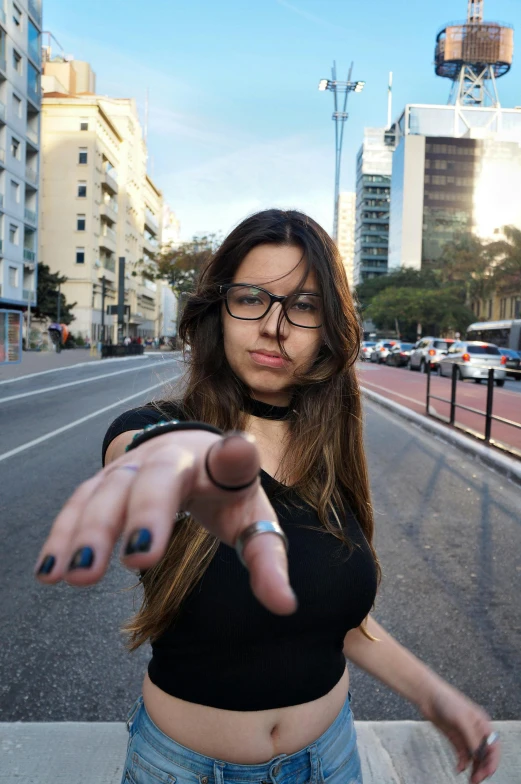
top-left (388, 104), bottom-right (521, 270)
top-left (354, 128), bottom-right (394, 284)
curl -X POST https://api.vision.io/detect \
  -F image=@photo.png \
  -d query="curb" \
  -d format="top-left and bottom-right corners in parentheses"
top-left (361, 386), bottom-right (521, 486)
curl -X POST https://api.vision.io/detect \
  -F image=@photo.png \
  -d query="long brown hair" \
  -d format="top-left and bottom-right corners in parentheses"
top-left (122, 209), bottom-right (380, 650)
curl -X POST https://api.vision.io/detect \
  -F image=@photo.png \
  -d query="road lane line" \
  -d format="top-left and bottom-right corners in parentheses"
top-left (0, 377), bottom-right (181, 463)
top-left (0, 352), bottom-right (181, 386)
top-left (0, 359), bottom-right (179, 404)
top-left (360, 379), bottom-right (425, 407)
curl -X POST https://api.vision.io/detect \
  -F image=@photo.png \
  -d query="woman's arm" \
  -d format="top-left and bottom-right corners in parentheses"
top-left (343, 616), bottom-right (499, 784)
top-left (343, 615), bottom-right (442, 713)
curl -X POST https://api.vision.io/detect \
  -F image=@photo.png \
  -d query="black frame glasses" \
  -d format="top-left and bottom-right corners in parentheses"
top-left (219, 283), bottom-right (323, 329)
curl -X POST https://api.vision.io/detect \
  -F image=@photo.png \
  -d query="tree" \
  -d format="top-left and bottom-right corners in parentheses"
top-left (354, 267), bottom-right (439, 315)
top-left (432, 233), bottom-right (494, 305)
top-left (487, 225), bottom-right (521, 298)
top-left (33, 263), bottom-right (76, 324)
top-left (366, 286), bottom-right (475, 340)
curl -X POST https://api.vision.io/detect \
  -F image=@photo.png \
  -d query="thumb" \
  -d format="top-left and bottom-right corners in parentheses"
top-left (205, 432), bottom-right (260, 491)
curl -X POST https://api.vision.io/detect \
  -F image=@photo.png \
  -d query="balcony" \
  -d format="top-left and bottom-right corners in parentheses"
top-left (102, 170), bottom-right (118, 194)
top-left (0, 8), bottom-right (5, 26)
top-left (25, 166), bottom-right (38, 186)
top-left (28, 0), bottom-right (42, 25)
top-left (0, 238), bottom-right (3, 255)
top-left (100, 201), bottom-right (118, 223)
top-left (26, 127), bottom-right (39, 146)
top-left (24, 207), bottom-right (37, 224)
top-left (0, 194), bottom-right (3, 208)
top-left (0, 100), bottom-right (5, 123)
top-left (0, 54), bottom-right (5, 75)
top-left (23, 249), bottom-right (36, 262)
top-left (144, 210), bottom-right (158, 235)
top-left (23, 289), bottom-right (36, 302)
top-left (143, 236), bottom-right (159, 257)
top-left (101, 255), bottom-right (115, 273)
top-left (99, 230), bottom-right (116, 254)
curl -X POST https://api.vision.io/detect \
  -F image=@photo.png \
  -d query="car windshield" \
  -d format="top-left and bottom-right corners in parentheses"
top-left (400, 343), bottom-right (414, 350)
top-left (433, 340), bottom-right (453, 350)
top-left (467, 345), bottom-right (500, 355)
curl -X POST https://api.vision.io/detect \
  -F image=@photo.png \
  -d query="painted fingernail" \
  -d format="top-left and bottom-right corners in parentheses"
top-left (125, 528), bottom-right (152, 555)
top-left (68, 546), bottom-right (95, 571)
top-left (37, 555), bottom-right (56, 576)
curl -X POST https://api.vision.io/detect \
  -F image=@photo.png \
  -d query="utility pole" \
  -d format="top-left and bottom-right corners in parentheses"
top-left (318, 63), bottom-right (365, 240)
top-left (100, 276), bottom-right (107, 342)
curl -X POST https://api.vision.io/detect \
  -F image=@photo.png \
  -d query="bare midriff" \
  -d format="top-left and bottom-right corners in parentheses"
top-left (142, 667), bottom-right (349, 765)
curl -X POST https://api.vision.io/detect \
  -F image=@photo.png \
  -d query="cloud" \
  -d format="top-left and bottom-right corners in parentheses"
top-left (274, 0), bottom-right (350, 35)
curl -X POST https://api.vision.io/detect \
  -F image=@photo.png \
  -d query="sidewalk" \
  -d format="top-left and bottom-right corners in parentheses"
top-left (0, 347), bottom-right (174, 382)
top-left (1, 720), bottom-right (518, 783)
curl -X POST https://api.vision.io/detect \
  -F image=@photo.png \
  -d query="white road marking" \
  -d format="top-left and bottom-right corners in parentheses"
top-left (0, 377), bottom-right (180, 463)
top-left (0, 359), bottom-right (178, 404)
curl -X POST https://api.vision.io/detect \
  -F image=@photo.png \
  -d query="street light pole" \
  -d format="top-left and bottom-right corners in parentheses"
top-left (318, 62), bottom-right (365, 240)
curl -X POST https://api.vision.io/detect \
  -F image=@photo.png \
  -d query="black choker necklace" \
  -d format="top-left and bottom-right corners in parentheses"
top-left (242, 397), bottom-right (292, 421)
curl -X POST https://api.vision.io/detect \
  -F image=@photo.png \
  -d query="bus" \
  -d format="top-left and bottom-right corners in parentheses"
top-left (465, 320), bottom-right (521, 351)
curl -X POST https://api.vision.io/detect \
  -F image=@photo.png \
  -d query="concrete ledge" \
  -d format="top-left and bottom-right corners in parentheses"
top-left (1, 721), bottom-right (517, 783)
top-left (362, 387), bottom-right (521, 486)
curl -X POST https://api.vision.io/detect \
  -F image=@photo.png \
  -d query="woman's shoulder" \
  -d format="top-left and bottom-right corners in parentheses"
top-left (102, 400), bottom-right (187, 465)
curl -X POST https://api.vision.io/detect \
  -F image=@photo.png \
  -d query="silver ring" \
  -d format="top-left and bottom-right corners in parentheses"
top-left (234, 521), bottom-right (288, 567)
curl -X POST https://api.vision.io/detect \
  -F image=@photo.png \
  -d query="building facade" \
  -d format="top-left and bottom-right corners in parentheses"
top-left (336, 191), bottom-right (355, 289)
top-left (0, 0), bottom-right (42, 329)
top-left (388, 103), bottom-right (521, 272)
top-left (39, 56), bottom-right (163, 342)
top-left (353, 128), bottom-right (393, 284)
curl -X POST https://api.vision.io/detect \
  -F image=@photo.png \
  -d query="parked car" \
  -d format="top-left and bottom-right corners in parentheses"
top-left (369, 340), bottom-right (397, 364)
top-left (386, 342), bottom-right (415, 367)
top-left (360, 340), bottom-right (376, 361)
top-left (498, 348), bottom-right (521, 381)
top-left (409, 337), bottom-right (455, 373)
top-left (438, 341), bottom-right (507, 386)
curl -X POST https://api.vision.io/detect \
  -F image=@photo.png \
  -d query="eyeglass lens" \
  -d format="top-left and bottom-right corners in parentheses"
top-left (226, 286), bottom-right (322, 328)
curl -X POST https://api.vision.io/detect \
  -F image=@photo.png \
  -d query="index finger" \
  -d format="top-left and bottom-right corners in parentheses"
top-left (240, 530), bottom-right (298, 615)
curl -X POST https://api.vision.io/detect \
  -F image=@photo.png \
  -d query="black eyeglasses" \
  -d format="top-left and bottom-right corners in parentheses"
top-left (219, 283), bottom-right (322, 329)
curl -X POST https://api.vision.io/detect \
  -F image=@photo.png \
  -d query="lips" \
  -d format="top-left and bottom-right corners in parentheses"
top-left (249, 350), bottom-right (286, 368)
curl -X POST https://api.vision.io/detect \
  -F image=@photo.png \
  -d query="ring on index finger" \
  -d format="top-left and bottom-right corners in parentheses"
top-left (235, 521), bottom-right (289, 567)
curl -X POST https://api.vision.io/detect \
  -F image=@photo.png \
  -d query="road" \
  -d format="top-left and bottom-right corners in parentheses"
top-left (0, 355), bottom-right (520, 723)
top-left (359, 361), bottom-right (521, 456)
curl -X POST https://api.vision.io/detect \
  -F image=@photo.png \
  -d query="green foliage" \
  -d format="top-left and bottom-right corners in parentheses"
top-left (487, 225), bottom-right (521, 296)
top-left (141, 234), bottom-right (221, 298)
top-left (355, 267), bottom-right (439, 312)
top-left (33, 263), bottom-right (77, 324)
top-left (367, 286), bottom-right (475, 340)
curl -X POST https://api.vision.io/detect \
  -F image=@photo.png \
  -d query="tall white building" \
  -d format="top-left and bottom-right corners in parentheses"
top-left (336, 192), bottom-right (356, 288)
top-left (354, 128), bottom-right (393, 285)
top-left (0, 0), bottom-right (42, 327)
top-left (162, 203), bottom-right (181, 249)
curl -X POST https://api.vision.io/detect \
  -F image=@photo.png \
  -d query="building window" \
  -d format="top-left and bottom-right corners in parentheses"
top-left (11, 137), bottom-right (20, 159)
top-left (78, 148), bottom-right (88, 164)
top-left (12, 93), bottom-right (22, 117)
top-left (80, 120), bottom-right (88, 131)
top-left (13, 4), bottom-right (22, 27)
top-left (13, 50), bottom-right (22, 72)
top-left (8, 266), bottom-right (18, 286)
top-left (9, 224), bottom-right (19, 244)
top-left (76, 214), bottom-right (86, 231)
top-left (10, 179), bottom-right (20, 203)
top-left (76, 248), bottom-right (85, 264)
top-left (77, 182), bottom-right (87, 197)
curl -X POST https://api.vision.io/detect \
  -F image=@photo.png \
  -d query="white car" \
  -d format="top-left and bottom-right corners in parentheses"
top-left (438, 341), bottom-right (507, 386)
top-left (369, 340), bottom-right (397, 364)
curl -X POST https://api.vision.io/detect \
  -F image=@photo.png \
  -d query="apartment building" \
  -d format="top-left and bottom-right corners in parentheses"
top-left (336, 192), bottom-right (356, 289)
top-left (0, 0), bottom-right (42, 326)
top-left (39, 55), bottom-right (163, 342)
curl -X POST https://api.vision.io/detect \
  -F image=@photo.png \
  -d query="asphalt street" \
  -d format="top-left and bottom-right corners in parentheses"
top-left (0, 356), bottom-right (520, 724)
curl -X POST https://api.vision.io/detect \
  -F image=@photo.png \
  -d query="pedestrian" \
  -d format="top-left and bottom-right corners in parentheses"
top-left (34, 209), bottom-right (499, 784)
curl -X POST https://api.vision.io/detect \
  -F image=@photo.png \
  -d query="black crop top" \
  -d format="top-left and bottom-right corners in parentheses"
top-left (102, 404), bottom-right (378, 711)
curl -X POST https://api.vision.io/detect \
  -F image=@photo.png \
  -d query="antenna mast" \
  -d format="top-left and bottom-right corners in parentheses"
top-left (468, 0), bottom-right (484, 23)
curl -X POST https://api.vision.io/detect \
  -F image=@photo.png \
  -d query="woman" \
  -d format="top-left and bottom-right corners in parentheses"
top-left (35, 210), bottom-right (499, 784)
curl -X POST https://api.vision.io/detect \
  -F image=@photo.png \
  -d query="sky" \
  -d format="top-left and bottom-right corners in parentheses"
top-left (43, 0), bottom-right (521, 241)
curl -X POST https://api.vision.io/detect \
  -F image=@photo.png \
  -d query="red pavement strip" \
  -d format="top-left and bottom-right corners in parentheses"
top-left (358, 363), bottom-right (521, 457)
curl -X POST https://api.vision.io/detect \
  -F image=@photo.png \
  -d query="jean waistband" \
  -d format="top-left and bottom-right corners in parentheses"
top-left (127, 689), bottom-right (353, 782)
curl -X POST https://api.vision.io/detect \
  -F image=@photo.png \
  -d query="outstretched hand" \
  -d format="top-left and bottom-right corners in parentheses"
top-left (34, 430), bottom-right (298, 616)
top-left (421, 681), bottom-right (500, 783)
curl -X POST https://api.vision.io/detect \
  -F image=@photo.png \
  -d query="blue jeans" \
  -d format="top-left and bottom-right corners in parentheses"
top-left (121, 690), bottom-right (363, 784)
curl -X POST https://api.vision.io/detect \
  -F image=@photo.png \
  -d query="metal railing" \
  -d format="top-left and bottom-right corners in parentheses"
top-left (26, 127), bottom-right (38, 145)
top-left (23, 289), bottom-right (36, 302)
top-left (426, 362), bottom-right (521, 458)
top-left (23, 249), bottom-right (36, 261)
top-left (0, 101), bottom-right (5, 123)
top-left (25, 166), bottom-right (38, 185)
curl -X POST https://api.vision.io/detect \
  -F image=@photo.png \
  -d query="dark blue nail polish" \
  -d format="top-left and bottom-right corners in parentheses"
top-left (125, 528), bottom-right (152, 555)
top-left (68, 546), bottom-right (94, 571)
top-left (37, 555), bottom-right (56, 576)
